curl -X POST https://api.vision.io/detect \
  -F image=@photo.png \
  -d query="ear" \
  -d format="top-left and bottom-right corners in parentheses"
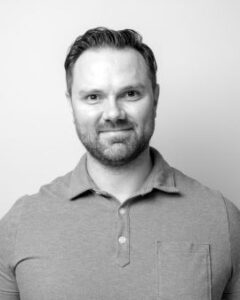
top-left (65, 91), bottom-right (71, 103)
top-left (65, 91), bottom-right (75, 120)
top-left (65, 91), bottom-right (73, 109)
top-left (153, 84), bottom-right (160, 108)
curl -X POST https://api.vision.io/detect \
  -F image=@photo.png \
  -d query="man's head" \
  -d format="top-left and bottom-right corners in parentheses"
top-left (65, 27), bottom-right (159, 167)
top-left (64, 27), bottom-right (157, 97)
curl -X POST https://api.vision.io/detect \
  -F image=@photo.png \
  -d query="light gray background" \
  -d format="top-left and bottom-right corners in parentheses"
top-left (0, 0), bottom-right (239, 218)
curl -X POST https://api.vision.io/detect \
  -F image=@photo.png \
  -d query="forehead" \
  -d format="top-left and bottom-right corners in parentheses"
top-left (72, 47), bottom-right (150, 88)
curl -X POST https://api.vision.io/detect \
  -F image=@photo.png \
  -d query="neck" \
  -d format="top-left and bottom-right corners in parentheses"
top-left (86, 148), bottom-right (152, 203)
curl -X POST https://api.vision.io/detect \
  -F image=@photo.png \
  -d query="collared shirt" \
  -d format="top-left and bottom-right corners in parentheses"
top-left (0, 148), bottom-right (240, 300)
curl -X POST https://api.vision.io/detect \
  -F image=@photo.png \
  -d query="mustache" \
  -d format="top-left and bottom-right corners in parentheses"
top-left (97, 120), bottom-right (134, 132)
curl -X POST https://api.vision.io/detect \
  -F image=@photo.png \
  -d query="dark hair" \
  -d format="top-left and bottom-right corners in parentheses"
top-left (64, 27), bottom-right (157, 95)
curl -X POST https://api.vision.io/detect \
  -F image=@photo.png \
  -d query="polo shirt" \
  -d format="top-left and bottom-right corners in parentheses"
top-left (0, 148), bottom-right (240, 300)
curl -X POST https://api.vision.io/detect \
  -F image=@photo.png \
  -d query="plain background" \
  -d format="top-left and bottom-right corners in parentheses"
top-left (0, 0), bottom-right (239, 218)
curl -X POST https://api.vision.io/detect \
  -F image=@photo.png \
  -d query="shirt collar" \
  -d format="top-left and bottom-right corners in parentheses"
top-left (68, 147), bottom-right (180, 200)
top-left (68, 154), bottom-right (94, 200)
top-left (139, 147), bottom-right (180, 195)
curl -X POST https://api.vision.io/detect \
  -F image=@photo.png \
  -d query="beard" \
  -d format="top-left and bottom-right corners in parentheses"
top-left (74, 117), bottom-right (155, 167)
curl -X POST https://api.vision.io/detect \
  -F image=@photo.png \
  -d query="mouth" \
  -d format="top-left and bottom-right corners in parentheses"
top-left (98, 127), bottom-right (133, 133)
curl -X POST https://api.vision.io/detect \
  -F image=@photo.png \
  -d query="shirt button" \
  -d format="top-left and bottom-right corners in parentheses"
top-left (118, 236), bottom-right (127, 244)
top-left (119, 208), bottom-right (126, 215)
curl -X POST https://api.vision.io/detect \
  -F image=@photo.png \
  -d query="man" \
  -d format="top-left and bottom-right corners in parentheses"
top-left (0, 27), bottom-right (239, 300)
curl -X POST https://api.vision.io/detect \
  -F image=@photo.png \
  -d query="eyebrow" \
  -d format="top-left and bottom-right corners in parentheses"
top-left (78, 89), bottom-right (103, 96)
top-left (78, 84), bottom-right (146, 96)
top-left (120, 84), bottom-right (146, 92)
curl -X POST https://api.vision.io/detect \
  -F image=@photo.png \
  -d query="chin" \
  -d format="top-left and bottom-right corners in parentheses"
top-left (97, 155), bottom-right (135, 167)
top-left (90, 142), bottom-right (149, 167)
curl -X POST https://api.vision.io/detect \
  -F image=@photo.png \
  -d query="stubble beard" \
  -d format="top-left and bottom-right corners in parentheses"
top-left (75, 120), bottom-right (155, 167)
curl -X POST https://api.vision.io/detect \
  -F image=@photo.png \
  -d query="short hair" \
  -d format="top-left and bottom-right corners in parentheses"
top-left (64, 27), bottom-right (158, 95)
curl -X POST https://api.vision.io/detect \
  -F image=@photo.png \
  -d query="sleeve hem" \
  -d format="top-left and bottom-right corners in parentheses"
top-left (11, 196), bottom-right (29, 273)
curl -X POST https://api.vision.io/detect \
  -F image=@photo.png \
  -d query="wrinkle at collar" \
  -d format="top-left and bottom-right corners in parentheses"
top-left (68, 154), bottom-right (94, 200)
top-left (68, 147), bottom-right (180, 201)
top-left (137, 147), bottom-right (180, 195)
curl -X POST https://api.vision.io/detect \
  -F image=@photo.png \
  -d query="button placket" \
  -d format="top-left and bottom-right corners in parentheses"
top-left (116, 205), bottom-right (130, 267)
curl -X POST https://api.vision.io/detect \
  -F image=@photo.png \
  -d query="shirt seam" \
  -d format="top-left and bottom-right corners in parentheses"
top-left (171, 167), bottom-right (177, 188)
top-left (12, 196), bottom-right (28, 275)
top-left (223, 291), bottom-right (240, 294)
top-left (222, 194), bottom-right (233, 277)
top-left (0, 291), bottom-right (20, 295)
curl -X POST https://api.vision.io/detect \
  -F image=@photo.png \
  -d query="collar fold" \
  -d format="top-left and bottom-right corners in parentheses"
top-left (68, 147), bottom-right (180, 201)
top-left (68, 154), bottom-right (94, 200)
top-left (138, 147), bottom-right (180, 195)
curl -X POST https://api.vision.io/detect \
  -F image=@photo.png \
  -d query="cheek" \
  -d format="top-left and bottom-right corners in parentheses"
top-left (135, 106), bottom-right (156, 128)
top-left (73, 106), bottom-right (100, 128)
top-left (73, 111), bottom-right (90, 133)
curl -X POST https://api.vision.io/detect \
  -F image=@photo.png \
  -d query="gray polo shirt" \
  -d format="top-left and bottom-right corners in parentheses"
top-left (0, 148), bottom-right (240, 300)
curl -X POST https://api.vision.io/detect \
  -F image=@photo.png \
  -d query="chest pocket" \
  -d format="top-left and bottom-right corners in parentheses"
top-left (157, 241), bottom-right (211, 300)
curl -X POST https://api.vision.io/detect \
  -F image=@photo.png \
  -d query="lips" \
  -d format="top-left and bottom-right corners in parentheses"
top-left (99, 127), bottom-right (132, 133)
top-left (97, 122), bottom-right (133, 133)
top-left (97, 120), bottom-right (134, 133)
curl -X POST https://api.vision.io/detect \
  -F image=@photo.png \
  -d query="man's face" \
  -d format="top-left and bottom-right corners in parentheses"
top-left (69, 47), bottom-right (159, 166)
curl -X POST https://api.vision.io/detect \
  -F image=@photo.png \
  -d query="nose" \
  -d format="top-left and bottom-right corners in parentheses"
top-left (102, 98), bottom-right (125, 122)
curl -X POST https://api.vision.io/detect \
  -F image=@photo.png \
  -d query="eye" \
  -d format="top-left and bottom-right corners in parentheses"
top-left (85, 94), bottom-right (100, 103)
top-left (124, 90), bottom-right (140, 100)
top-left (87, 94), bottom-right (98, 100)
top-left (127, 90), bottom-right (137, 97)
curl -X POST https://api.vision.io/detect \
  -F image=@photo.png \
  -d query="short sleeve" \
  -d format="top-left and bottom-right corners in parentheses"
top-left (0, 198), bottom-right (26, 300)
top-left (223, 197), bottom-right (240, 299)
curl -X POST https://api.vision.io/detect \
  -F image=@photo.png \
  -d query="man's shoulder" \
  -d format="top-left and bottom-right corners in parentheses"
top-left (152, 148), bottom-right (238, 211)
top-left (15, 153), bottom-right (89, 213)
top-left (0, 168), bottom-right (76, 232)
top-left (37, 169), bottom-right (73, 200)
top-left (172, 166), bottom-right (239, 213)
top-left (10, 168), bottom-right (75, 215)
top-left (173, 167), bottom-right (220, 198)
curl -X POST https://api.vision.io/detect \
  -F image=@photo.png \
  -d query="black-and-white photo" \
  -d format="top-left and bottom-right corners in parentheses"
top-left (0, 1), bottom-right (239, 299)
